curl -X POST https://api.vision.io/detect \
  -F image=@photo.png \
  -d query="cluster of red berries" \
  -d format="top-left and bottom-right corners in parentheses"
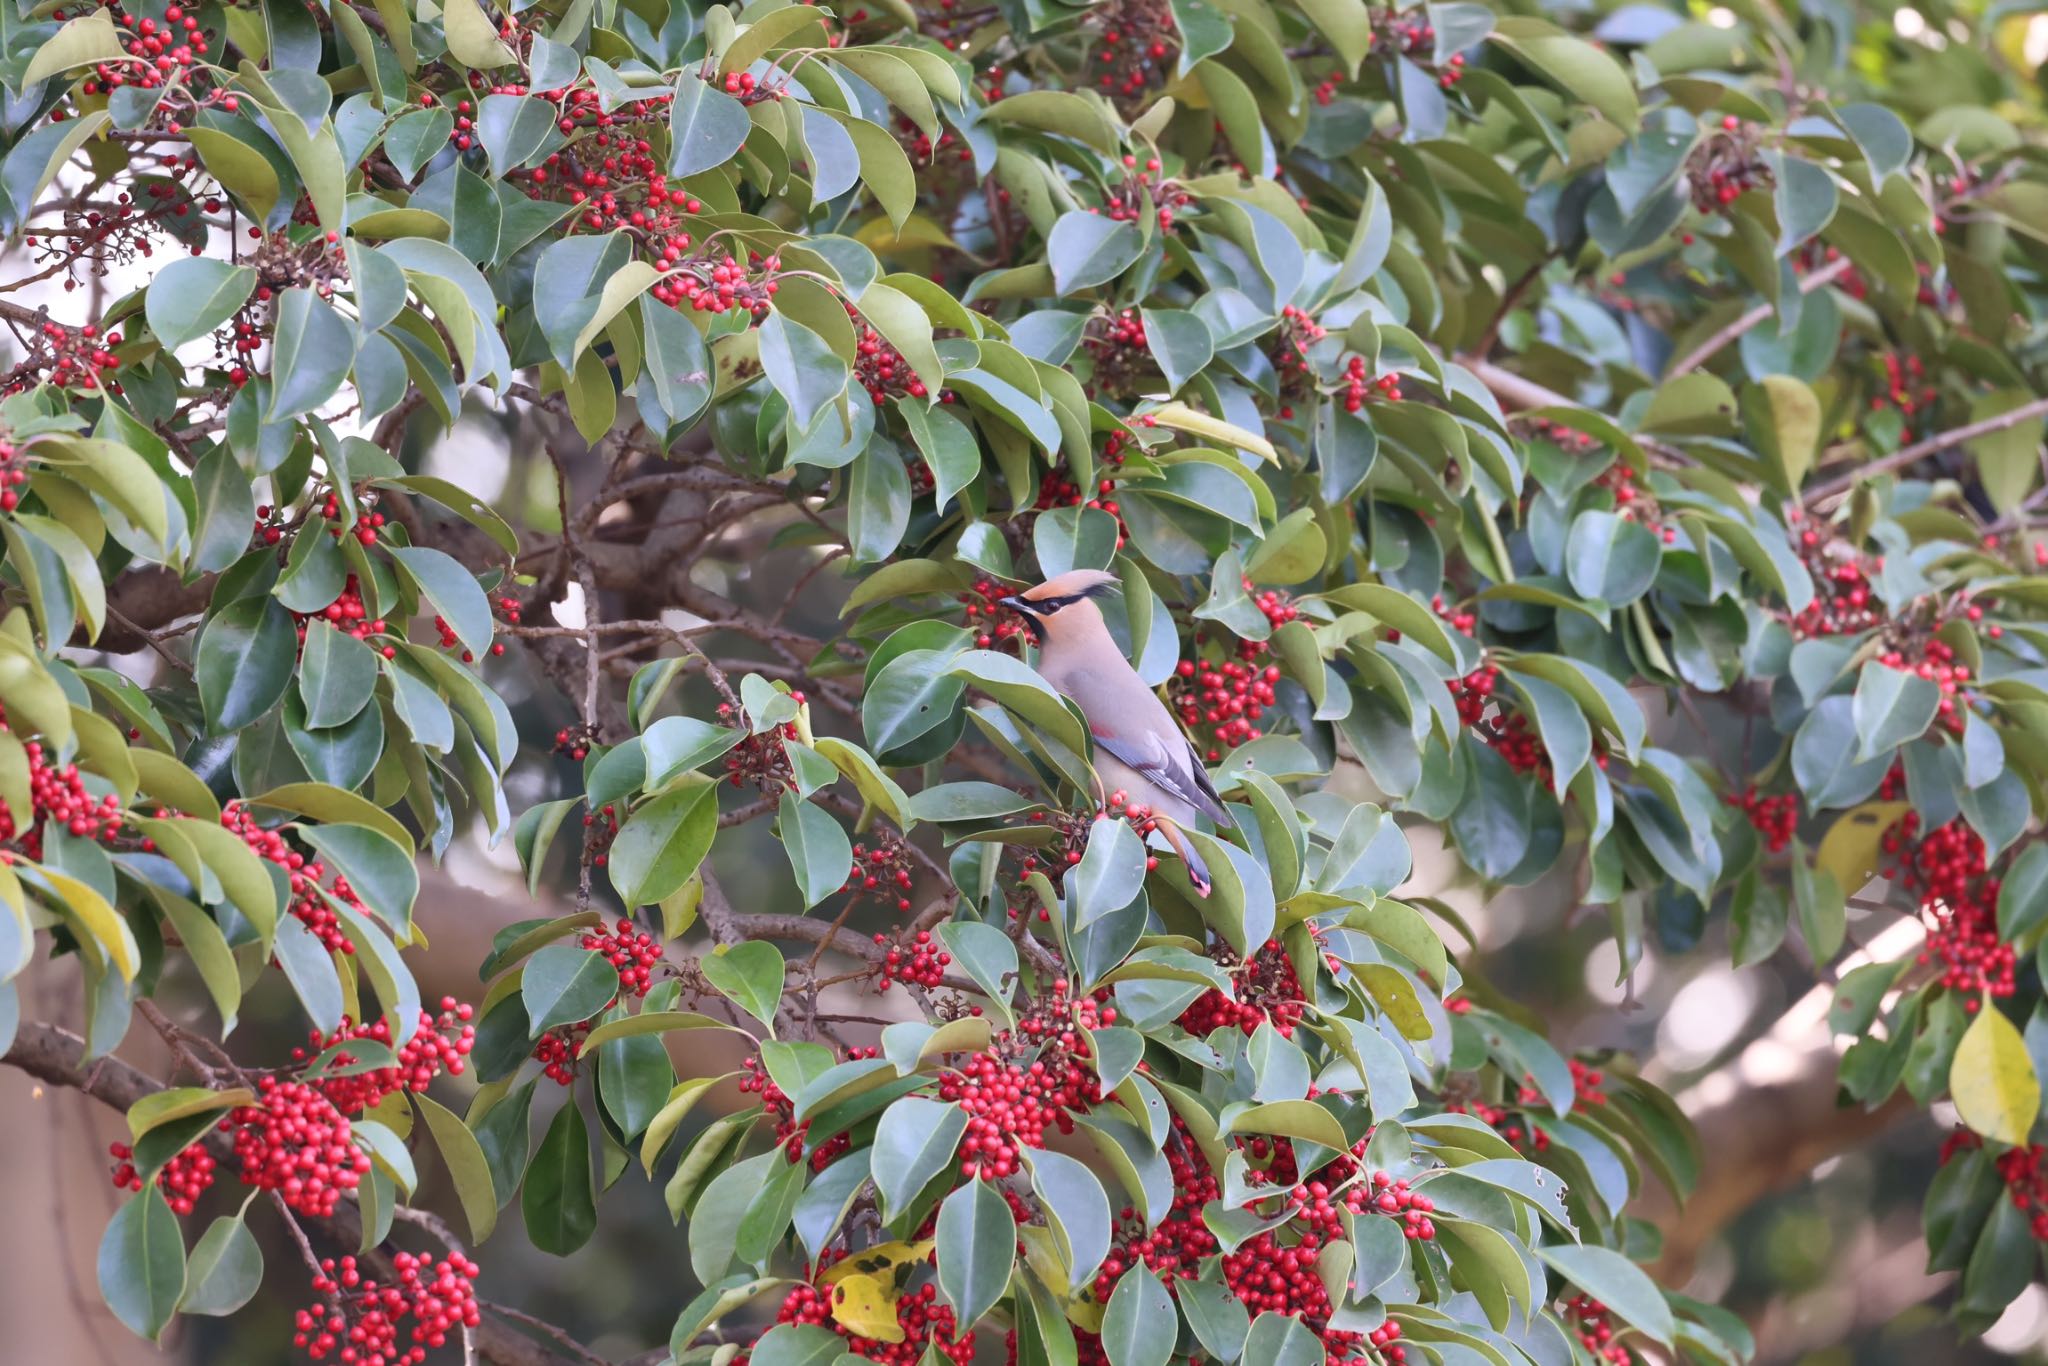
top-left (1562, 1294), bottom-right (1632, 1365)
top-left (552, 724), bottom-right (594, 763)
top-left (742, 1045), bottom-right (882, 1170)
top-left (1872, 641), bottom-right (1974, 734)
top-left (108, 1139), bottom-right (217, 1215)
top-left (1379, 11), bottom-right (1467, 87)
top-left (959, 577), bottom-right (1033, 652)
top-left (1340, 354), bottom-right (1402, 412)
top-left (761, 1276), bottom-right (974, 1366)
top-left (5, 320), bottom-right (123, 395)
top-left (1871, 351), bottom-right (1937, 441)
top-left (717, 694), bottom-right (807, 793)
top-left (289, 576), bottom-right (396, 657)
top-left (0, 731), bottom-right (128, 860)
top-left (582, 916), bottom-right (663, 997)
top-left (874, 928), bottom-right (951, 990)
top-left (1081, 308), bottom-right (1152, 396)
top-left (1786, 523), bottom-right (1885, 640)
top-left (1453, 1059), bottom-right (1609, 1156)
top-left (1881, 805), bottom-right (2015, 1005)
top-left (1179, 938), bottom-right (1306, 1037)
top-left (293, 1250), bottom-right (482, 1366)
top-left (1169, 653), bottom-right (1282, 758)
top-left (844, 834), bottom-right (916, 912)
top-left (657, 250), bottom-right (783, 318)
top-left (1726, 787), bottom-right (1799, 852)
top-left (581, 801), bottom-right (620, 871)
top-left (1271, 305), bottom-right (1328, 401)
top-left (1988, 1139), bottom-right (2048, 1242)
top-left (229, 1077), bottom-right (372, 1218)
top-left (532, 1025), bottom-right (592, 1086)
top-left (71, 1), bottom-right (213, 96)
top-left (1686, 116), bottom-right (1771, 212)
top-left (939, 984), bottom-right (1109, 1179)
top-left (1595, 461), bottom-right (1677, 544)
top-left (851, 311), bottom-right (930, 404)
top-left (712, 68), bottom-right (785, 103)
top-left (293, 1000), bottom-right (477, 1115)
top-left (0, 441), bottom-right (26, 512)
top-left (223, 802), bottom-right (370, 956)
top-left (311, 491), bottom-right (387, 548)
top-left (1088, 0), bottom-right (1178, 105)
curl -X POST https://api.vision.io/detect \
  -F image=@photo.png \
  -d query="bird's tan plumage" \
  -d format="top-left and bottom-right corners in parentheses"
top-left (999, 573), bottom-right (1229, 893)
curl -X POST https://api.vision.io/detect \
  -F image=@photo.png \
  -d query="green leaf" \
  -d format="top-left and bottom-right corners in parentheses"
top-left (96, 1188), bottom-right (186, 1342)
top-left (297, 620), bottom-right (380, 729)
top-left (1101, 1263), bottom-right (1175, 1366)
top-left (415, 1092), bottom-right (499, 1242)
top-left (22, 10), bottom-right (129, 86)
top-left (523, 1098), bottom-right (598, 1256)
top-left (758, 312), bottom-right (849, 431)
top-left (700, 941), bottom-right (786, 1031)
top-left (1023, 1148), bottom-right (1112, 1290)
top-left (267, 288), bottom-right (357, 421)
top-left (609, 782), bottom-right (717, 906)
top-left (1241, 1312), bottom-right (1325, 1366)
top-left (1565, 510), bottom-right (1662, 607)
top-left (1850, 661), bottom-right (1939, 761)
top-left (872, 1097), bottom-right (967, 1220)
top-left (1141, 309), bottom-right (1213, 396)
top-left (1047, 211), bottom-right (1144, 295)
top-left (1069, 815), bottom-right (1147, 929)
top-left (389, 546), bottom-right (494, 659)
top-left (146, 259), bottom-right (256, 350)
top-left (297, 824), bottom-right (419, 937)
top-left (935, 920), bottom-right (1017, 1024)
top-left (935, 1176), bottom-right (1015, 1329)
top-left (523, 943), bottom-right (621, 1035)
top-left (776, 792), bottom-right (852, 910)
top-left (179, 1215), bottom-right (262, 1317)
top-left (1774, 155), bottom-right (1838, 255)
top-left (1741, 375), bottom-right (1821, 493)
top-left (668, 75), bottom-right (752, 177)
top-left (1951, 1004), bottom-right (2040, 1146)
top-left (2000, 843), bottom-right (2048, 943)
top-left (1537, 1243), bottom-right (1675, 1347)
top-left (443, 0), bottom-right (516, 66)
top-left (195, 596), bottom-right (297, 732)
top-left (1490, 18), bottom-right (1638, 127)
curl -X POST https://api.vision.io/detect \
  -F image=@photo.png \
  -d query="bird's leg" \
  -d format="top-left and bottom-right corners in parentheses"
top-left (1151, 815), bottom-right (1212, 898)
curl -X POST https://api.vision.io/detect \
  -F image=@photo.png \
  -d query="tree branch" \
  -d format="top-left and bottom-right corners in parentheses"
top-left (1804, 394), bottom-right (2048, 508)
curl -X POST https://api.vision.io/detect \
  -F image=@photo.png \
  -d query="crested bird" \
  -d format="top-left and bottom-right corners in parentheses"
top-left (1000, 569), bottom-right (1232, 896)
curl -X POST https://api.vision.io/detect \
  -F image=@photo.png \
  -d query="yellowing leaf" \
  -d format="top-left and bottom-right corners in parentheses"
top-left (1951, 1004), bottom-right (2041, 1146)
top-left (829, 1272), bottom-right (906, 1342)
top-left (820, 1239), bottom-right (934, 1285)
top-left (1140, 402), bottom-right (1277, 462)
top-left (1813, 802), bottom-right (1910, 897)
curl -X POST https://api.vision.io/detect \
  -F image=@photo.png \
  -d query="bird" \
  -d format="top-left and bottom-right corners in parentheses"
top-left (1000, 569), bottom-right (1232, 896)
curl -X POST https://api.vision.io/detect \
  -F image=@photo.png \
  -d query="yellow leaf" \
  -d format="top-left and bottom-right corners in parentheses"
top-left (1141, 401), bottom-right (1277, 463)
top-left (829, 1272), bottom-right (906, 1342)
top-left (819, 1239), bottom-right (933, 1286)
top-left (1814, 802), bottom-right (1911, 896)
top-left (1951, 1004), bottom-right (2041, 1146)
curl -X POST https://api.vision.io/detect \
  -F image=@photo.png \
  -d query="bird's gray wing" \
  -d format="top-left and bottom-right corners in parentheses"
top-left (1091, 725), bottom-right (1232, 827)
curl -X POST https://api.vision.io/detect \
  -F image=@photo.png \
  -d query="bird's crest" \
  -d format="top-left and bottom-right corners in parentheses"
top-left (1018, 569), bottom-right (1120, 606)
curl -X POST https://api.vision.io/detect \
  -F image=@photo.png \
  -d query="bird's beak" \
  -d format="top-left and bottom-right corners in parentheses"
top-left (999, 596), bottom-right (1029, 613)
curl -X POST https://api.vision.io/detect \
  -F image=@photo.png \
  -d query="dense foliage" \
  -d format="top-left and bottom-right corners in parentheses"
top-left (2, 0), bottom-right (2048, 1359)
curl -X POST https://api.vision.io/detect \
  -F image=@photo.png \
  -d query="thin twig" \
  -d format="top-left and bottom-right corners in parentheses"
top-left (1663, 256), bottom-right (1855, 379)
top-left (1805, 394), bottom-right (2048, 507)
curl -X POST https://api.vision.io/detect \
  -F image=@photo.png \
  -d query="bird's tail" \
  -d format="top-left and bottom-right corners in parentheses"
top-left (1155, 819), bottom-right (1212, 898)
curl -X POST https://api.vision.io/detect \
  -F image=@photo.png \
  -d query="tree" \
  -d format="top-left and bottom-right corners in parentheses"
top-left (0, 0), bottom-right (2045, 1359)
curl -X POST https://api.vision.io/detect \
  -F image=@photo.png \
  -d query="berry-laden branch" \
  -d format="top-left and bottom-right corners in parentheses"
top-left (1, 1020), bottom-right (596, 1366)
